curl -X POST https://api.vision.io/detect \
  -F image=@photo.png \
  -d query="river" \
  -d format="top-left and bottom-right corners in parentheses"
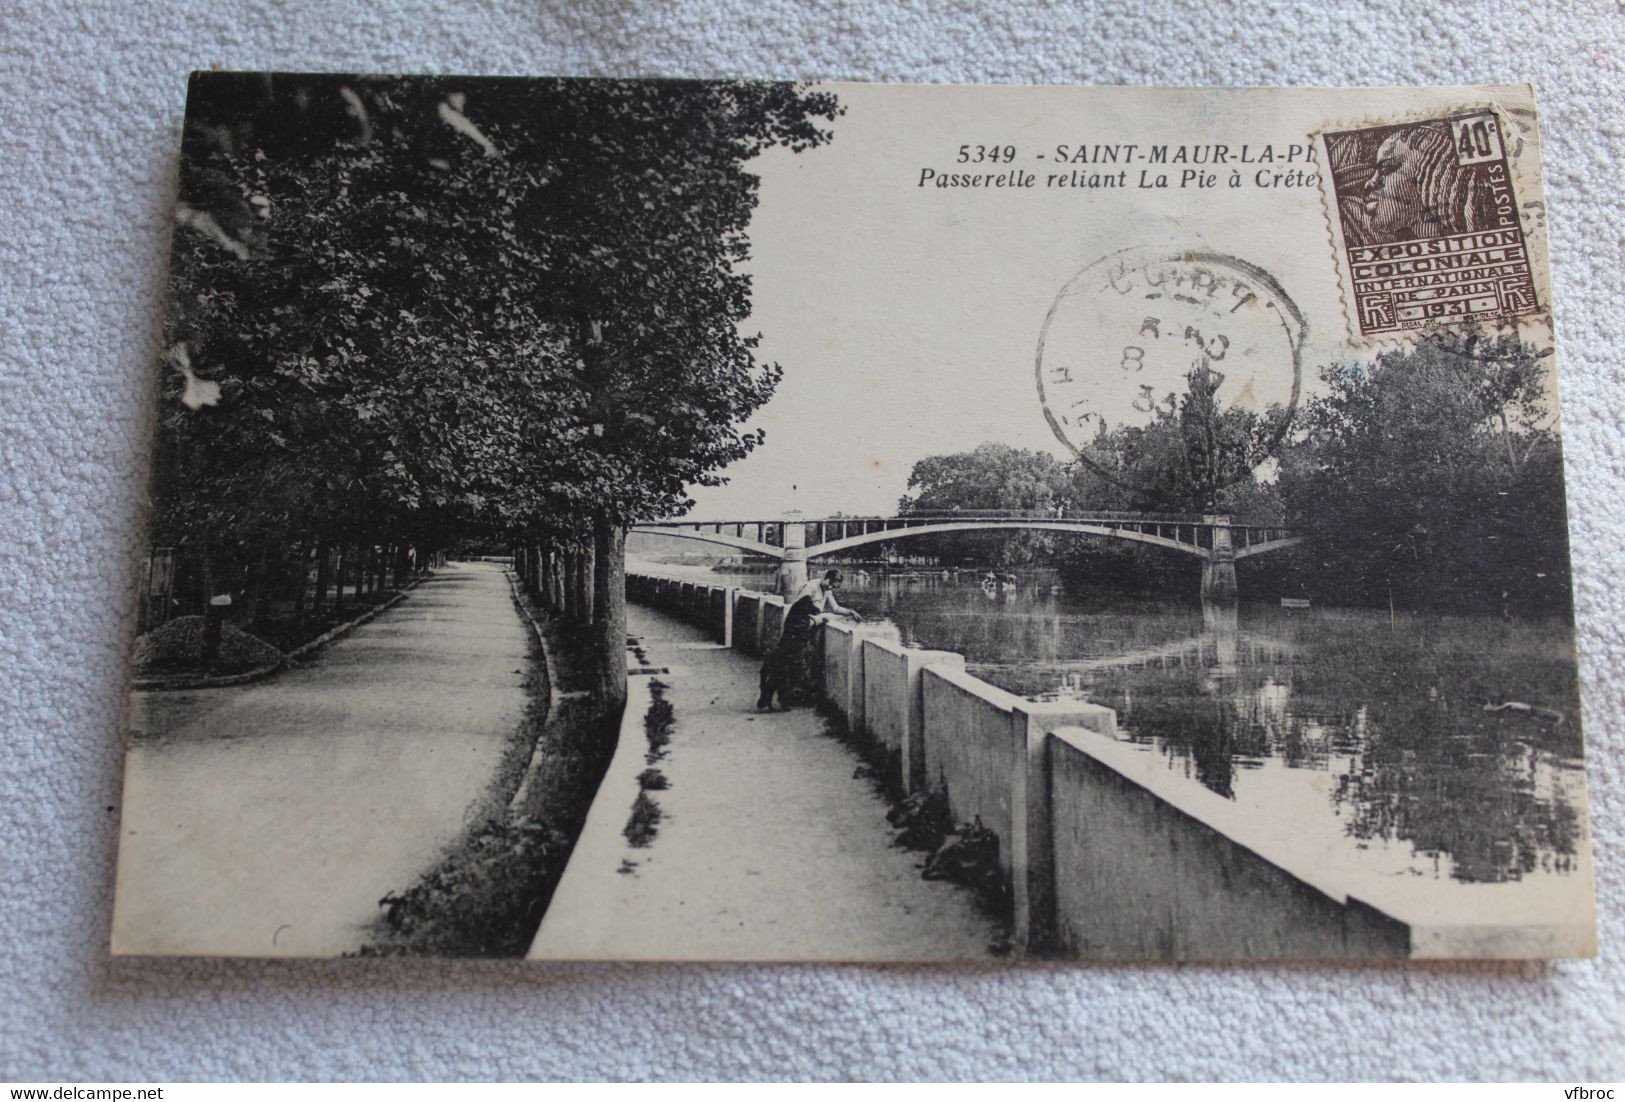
top-left (650, 562), bottom-right (1591, 898)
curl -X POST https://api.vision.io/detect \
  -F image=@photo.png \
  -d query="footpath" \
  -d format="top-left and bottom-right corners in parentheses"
top-left (529, 602), bottom-right (998, 961)
top-left (113, 562), bottom-right (531, 957)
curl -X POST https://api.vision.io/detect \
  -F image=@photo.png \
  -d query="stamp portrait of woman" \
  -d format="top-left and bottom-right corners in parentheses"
top-left (1328, 120), bottom-right (1501, 247)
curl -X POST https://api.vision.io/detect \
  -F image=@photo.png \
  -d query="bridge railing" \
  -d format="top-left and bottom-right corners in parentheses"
top-left (630, 514), bottom-right (1303, 559)
top-left (633, 511), bottom-right (1304, 529)
top-left (635, 509), bottom-right (1211, 526)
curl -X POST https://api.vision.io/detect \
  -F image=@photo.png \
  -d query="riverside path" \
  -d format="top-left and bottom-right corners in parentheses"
top-left (112, 562), bottom-right (531, 957)
top-left (529, 601), bottom-right (1000, 961)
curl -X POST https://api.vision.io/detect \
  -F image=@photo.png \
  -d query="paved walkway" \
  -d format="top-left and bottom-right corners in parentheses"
top-left (113, 562), bottom-right (531, 957)
top-left (529, 603), bottom-right (998, 961)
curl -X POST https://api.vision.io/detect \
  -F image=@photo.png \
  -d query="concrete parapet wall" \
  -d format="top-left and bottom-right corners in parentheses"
top-left (859, 639), bottom-right (965, 792)
top-left (709, 587), bottom-right (733, 646)
top-left (1044, 727), bottom-right (1409, 960)
top-left (919, 665), bottom-right (1022, 875)
top-left (733, 593), bottom-right (764, 657)
top-left (760, 597), bottom-right (785, 651)
top-left (857, 639), bottom-right (908, 755)
top-left (821, 622), bottom-right (885, 732)
top-left (625, 573), bottom-right (740, 645)
top-left (821, 622), bottom-right (855, 719)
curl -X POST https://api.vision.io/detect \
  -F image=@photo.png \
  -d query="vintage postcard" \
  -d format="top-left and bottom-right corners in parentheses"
top-left (114, 76), bottom-right (1595, 961)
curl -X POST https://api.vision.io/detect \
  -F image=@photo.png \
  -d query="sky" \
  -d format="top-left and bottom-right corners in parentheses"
top-left (681, 83), bottom-right (1555, 521)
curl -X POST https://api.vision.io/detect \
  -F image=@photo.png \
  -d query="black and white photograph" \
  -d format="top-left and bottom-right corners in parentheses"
top-left (111, 75), bottom-right (1596, 962)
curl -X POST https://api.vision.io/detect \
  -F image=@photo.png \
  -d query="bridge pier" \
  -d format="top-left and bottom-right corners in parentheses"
top-left (1199, 514), bottom-right (1238, 607)
top-left (777, 513), bottom-right (808, 598)
top-left (1202, 597), bottom-right (1240, 675)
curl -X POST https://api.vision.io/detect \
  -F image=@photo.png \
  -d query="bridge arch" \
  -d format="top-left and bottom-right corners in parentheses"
top-left (627, 526), bottom-right (784, 559)
top-left (805, 520), bottom-right (1210, 560)
top-left (630, 516), bottom-right (1304, 600)
top-left (631, 519), bottom-right (1305, 562)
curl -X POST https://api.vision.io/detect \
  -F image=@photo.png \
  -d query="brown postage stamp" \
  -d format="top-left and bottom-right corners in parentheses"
top-left (1319, 110), bottom-right (1540, 339)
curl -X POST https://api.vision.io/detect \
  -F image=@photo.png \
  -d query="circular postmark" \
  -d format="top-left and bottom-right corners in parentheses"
top-left (1035, 249), bottom-right (1307, 494)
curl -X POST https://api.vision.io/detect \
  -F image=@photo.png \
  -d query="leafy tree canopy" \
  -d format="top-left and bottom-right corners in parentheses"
top-left (153, 74), bottom-right (842, 563)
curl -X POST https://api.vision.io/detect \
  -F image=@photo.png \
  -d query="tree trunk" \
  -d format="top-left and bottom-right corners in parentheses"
top-left (592, 517), bottom-right (628, 708)
top-left (313, 540), bottom-right (332, 621)
top-left (242, 539), bottom-right (272, 632)
top-left (198, 537), bottom-right (216, 652)
top-left (564, 547), bottom-right (582, 622)
top-left (583, 540), bottom-right (596, 621)
top-left (253, 537), bottom-right (285, 631)
top-left (564, 548), bottom-right (577, 619)
top-left (578, 541), bottom-right (596, 624)
top-left (194, 543), bottom-right (209, 618)
top-left (291, 539), bottom-right (309, 633)
top-left (334, 542), bottom-right (350, 615)
top-left (574, 545), bottom-right (591, 623)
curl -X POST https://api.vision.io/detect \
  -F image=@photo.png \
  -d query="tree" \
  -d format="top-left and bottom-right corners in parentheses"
top-left (1278, 333), bottom-right (1569, 615)
top-left (896, 444), bottom-right (1071, 565)
top-left (152, 74), bottom-right (582, 649)
top-left (1069, 360), bottom-right (1291, 516)
top-left (494, 79), bottom-right (842, 702)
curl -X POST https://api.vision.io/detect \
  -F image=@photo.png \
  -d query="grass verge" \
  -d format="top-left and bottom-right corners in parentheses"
top-left (623, 680), bottom-right (675, 848)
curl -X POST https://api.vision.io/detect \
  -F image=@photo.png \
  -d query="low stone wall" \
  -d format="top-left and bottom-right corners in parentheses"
top-left (820, 621), bottom-right (865, 731)
top-left (859, 637), bottom-right (963, 791)
top-left (761, 599), bottom-right (786, 652)
top-left (734, 592), bottom-right (765, 657)
top-left (627, 571), bottom-right (740, 647)
top-left (920, 664), bottom-right (1022, 871)
top-left (1044, 727), bottom-right (1410, 960)
top-left (623, 571), bottom-right (1415, 960)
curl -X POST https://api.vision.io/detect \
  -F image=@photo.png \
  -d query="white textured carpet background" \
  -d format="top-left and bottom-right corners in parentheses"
top-left (2, 0), bottom-right (1622, 1082)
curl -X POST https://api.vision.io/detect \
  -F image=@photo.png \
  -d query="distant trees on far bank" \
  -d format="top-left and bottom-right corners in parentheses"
top-left (1276, 333), bottom-right (1570, 617)
top-left (895, 333), bottom-right (1572, 617)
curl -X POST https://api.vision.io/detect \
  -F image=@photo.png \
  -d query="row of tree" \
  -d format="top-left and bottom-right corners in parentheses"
top-left (147, 73), bottom-right (842, 699)
top-left (896, 332), bottom-right (1572, 616)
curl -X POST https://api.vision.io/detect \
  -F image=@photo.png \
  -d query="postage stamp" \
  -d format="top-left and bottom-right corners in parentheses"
top-left (1319, 110), bottom-right (1540, 339)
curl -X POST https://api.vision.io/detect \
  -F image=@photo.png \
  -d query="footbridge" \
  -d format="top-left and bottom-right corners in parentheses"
top-left (630, 511), bottom-right (1304, 601)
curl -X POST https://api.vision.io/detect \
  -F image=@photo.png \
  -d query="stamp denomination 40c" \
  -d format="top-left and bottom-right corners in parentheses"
top-left (1319, 110), bottom-right (1540, 339)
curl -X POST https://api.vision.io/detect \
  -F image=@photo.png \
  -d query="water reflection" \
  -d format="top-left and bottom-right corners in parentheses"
top-left (811, 569), bottom-right (1587, 886)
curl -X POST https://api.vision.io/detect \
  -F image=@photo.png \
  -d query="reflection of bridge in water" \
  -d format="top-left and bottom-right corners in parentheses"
top-left (971, 628), bottom-right (1297, 681)
top-left (632, 510), bottom-right (1304, 601)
